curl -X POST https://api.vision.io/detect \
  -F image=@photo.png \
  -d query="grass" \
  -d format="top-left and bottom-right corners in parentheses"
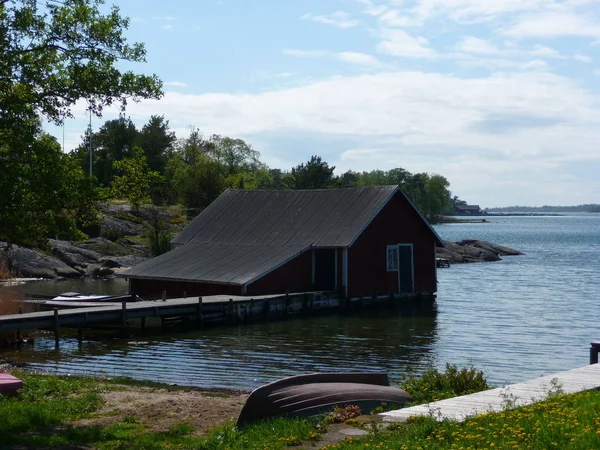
top-left (325, 389), bottom-right (600, 450)
top-left (0, 371), bottom-right (321, 449)
top-left (3, 367), bottom-right (599, 449)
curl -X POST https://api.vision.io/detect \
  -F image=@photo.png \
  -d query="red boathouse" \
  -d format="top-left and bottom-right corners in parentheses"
top-left (122, 186), bottom-right (444, 299)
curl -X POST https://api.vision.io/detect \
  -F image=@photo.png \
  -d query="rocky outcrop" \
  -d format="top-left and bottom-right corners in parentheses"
top-left (437, 240), bottom-right (523, 264)
top-left (0, 242), bottom-right (82, 279)
top-left (1, 239), bottom-right (149, 280)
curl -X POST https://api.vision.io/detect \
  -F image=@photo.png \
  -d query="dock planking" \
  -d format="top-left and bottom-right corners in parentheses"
top-left (380, 363), bottom-right (600, 423)
top-left (0, 294), bottom-right (287, 333)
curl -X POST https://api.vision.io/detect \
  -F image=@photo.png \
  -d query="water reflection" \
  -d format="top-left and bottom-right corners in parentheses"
top-left (5, 308), bottom-right (438, 390)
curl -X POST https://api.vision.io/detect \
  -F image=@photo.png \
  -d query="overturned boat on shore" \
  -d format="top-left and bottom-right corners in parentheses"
top-left (237, 372), bottom-right (413, 427)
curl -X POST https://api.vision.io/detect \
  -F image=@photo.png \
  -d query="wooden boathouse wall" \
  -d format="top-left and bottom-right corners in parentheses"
top-left (349, 192), bottom-right (438, 298)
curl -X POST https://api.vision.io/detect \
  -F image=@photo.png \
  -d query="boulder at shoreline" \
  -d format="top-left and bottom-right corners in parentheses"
top-left (437, 240), bottom-right (523, 264)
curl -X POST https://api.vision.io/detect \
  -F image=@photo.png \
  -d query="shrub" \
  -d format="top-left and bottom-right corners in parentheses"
top-left (147, 210), bottom-right (172, 257)
top-left (400, 364), bottom-right (489, 404)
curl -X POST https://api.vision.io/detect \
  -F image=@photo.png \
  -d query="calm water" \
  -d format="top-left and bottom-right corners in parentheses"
top-left (2, 215), bottom-right (599, 390)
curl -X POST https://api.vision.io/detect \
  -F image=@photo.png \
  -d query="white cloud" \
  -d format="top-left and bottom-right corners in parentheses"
top-left (336, 52), bottom-right (383, 67)
top-left (164, 81), bottom-right (188, 87)
top-left (54, 69), bottom-right (600, 204)
top-left (503, 12), bottom-right (600, 39)
top-left (456, 37), bottom-right (500, 54)
top-left (284, 49), bottom-right (383, 68)
top-left (595, 69), bottom-right (600, 75)
top-left (530, 45), bottom-right (563, 58)
top-left (161, 24), bottom-right (173, 31)
top-left (377, 29), bottom-right (435, 58)
top-left (301, 11), bottom-right (360, 29)
top-left (573, 54), bottom-right (592, 63)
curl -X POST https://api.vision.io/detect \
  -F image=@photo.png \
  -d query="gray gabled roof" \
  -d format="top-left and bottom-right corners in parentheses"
top-left (172, 186), bottom-right (399, 248)
top-left (122, 242), bottom-right (310, 285)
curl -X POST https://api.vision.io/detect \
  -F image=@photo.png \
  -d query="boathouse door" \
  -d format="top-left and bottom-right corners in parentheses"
top-left (314, 249), bottom-right (336, 291)
top-left (387, 244), bottom-right (414, 294)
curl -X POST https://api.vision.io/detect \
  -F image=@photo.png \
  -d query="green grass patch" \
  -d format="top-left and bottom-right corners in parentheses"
top-left (326, 389), bottom-right (600, 450)
top-left (0, 372), bottom-right (102, 445)
top-left (0, 372), bottom-right (321, 449)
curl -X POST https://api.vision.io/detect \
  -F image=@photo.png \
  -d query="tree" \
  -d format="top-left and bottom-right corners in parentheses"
top-left (424, 174), bottom-right (452, 216)
top-left (111, 146), bottom-right (162, 211)
top-left (337, 170), bottom-right (360, 188)
top-left (0, 0), bottom-right (162, 124)
top-left (71, 116), bottom-right (139, 186)
top-left (137, 115), bottom-right (176, 175)
top-left (0, 115), bottom-right (100, 245)
top-left (291, 156), bottom-right (336, 189)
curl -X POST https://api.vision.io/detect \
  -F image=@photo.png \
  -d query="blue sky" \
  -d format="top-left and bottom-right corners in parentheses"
top-left (51, 0), bottom-right (600, 207)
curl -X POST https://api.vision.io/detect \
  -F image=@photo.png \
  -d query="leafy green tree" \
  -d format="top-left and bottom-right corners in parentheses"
top-left (291, 155), bottom-right (336, 189)
top-left (337, 170), bottom-right (360, 188)
top-left (111, 146), bottom-right (162, 211)
top-left (0, 115), bottom-right (100, 245)
top-left (424, 174), bottom-right (452, 216)
top-left (138, 115), bottom-right (176, 175)
top-left (71, 116), bottom-right (139, 186)
top-left (0, 0), bottom-right (162, 124)
top-left (208, 135), bottom-right (264, 176)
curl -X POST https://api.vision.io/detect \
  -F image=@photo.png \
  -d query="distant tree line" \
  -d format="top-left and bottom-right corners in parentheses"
top-left (486, 205), bottom-right (600, 213)
top-left (1, 113), bottom-right (455, 247)
top-left (69, 116), bottom-right (454, 213)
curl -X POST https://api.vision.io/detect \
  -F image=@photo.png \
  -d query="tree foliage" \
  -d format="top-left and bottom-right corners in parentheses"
top-left (291, 155), bottom-right (336, 189)
top-left (0, 0), bottom-right (162, 124)
top-left (111, 146), bottom-right (162, 211)
top-left (0, 115), bottom-right (100, 245)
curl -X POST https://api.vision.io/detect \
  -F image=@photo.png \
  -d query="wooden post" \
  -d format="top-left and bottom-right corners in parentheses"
top-left (162, 290), bottom-right (167, 302)
top-left (140, 317), bottom-right (146, 330)
top-left (16, 306), bottom-right (23, 343)
top-left (590, 342), bottom-right (600, 364)
top-left (121, 300), bottom-right (127, 329)
top-left (183, 291), bottom-right (187, 299)
top-left (196, 297), bottom-right (204, 328)
top-left (229, 299), bottom-right (234, 324)
top-left (53, 308), bottom-right (60, 349)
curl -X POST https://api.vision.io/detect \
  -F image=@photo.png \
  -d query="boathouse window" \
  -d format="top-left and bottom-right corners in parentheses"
top-left (387, 245), bottom-right (399, 271)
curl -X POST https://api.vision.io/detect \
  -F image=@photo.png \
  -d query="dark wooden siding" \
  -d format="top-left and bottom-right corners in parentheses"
top-left (130, 278), bottom-right (242, 299)
top-left (348, 192), bottom-right (437, 298)
top-left (246, 250), bottom-right (312, 295)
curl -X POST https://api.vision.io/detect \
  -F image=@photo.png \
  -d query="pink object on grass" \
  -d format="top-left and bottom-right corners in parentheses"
top-left (0, 373), bottom-right (23, 396)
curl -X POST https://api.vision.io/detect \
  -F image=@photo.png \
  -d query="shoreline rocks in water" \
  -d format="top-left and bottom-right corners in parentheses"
top-left (438, 240), bottom-right (523, 264)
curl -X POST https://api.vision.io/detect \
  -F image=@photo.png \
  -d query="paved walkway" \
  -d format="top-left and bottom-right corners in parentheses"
top-left (381, 364), bottom-right (600, 422)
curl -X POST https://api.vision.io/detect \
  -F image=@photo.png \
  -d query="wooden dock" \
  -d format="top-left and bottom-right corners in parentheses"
top-left (380, 363), bottom-right (600, 423)
top-left (1, 292), bottom-right (432, 347)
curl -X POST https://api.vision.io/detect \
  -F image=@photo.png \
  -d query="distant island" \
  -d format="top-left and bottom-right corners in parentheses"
top-left (485, 204), bottom-right (600, 213)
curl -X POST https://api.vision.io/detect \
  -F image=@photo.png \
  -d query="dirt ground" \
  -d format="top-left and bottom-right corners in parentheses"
top-left (77, 386), bottom-right (249, 435)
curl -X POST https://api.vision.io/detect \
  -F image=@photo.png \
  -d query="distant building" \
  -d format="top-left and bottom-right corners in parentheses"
top-left (455, 204), bottom-right (481, 215)
top-left (122, 186), bottom-right (444, 299)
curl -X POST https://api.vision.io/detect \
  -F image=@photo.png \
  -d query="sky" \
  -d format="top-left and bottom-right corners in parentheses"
top-left (49, 0), bottom-right (600, 207)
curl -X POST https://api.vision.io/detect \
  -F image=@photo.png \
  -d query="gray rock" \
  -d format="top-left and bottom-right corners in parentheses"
top-left (85, 264), bottom-right (115, 278)
top-left (48, 239), bottom-right (102, 268)
top-left (437, 240), bottom-right (523, 264)
top-left (101, 255), bottom-right (148, 269)
top-left (74, 237), bottom-right (134, 257)
top-left (0, 242), bottom-right (82, 279)
top-left (100, 215), bottom-right (143, 239)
